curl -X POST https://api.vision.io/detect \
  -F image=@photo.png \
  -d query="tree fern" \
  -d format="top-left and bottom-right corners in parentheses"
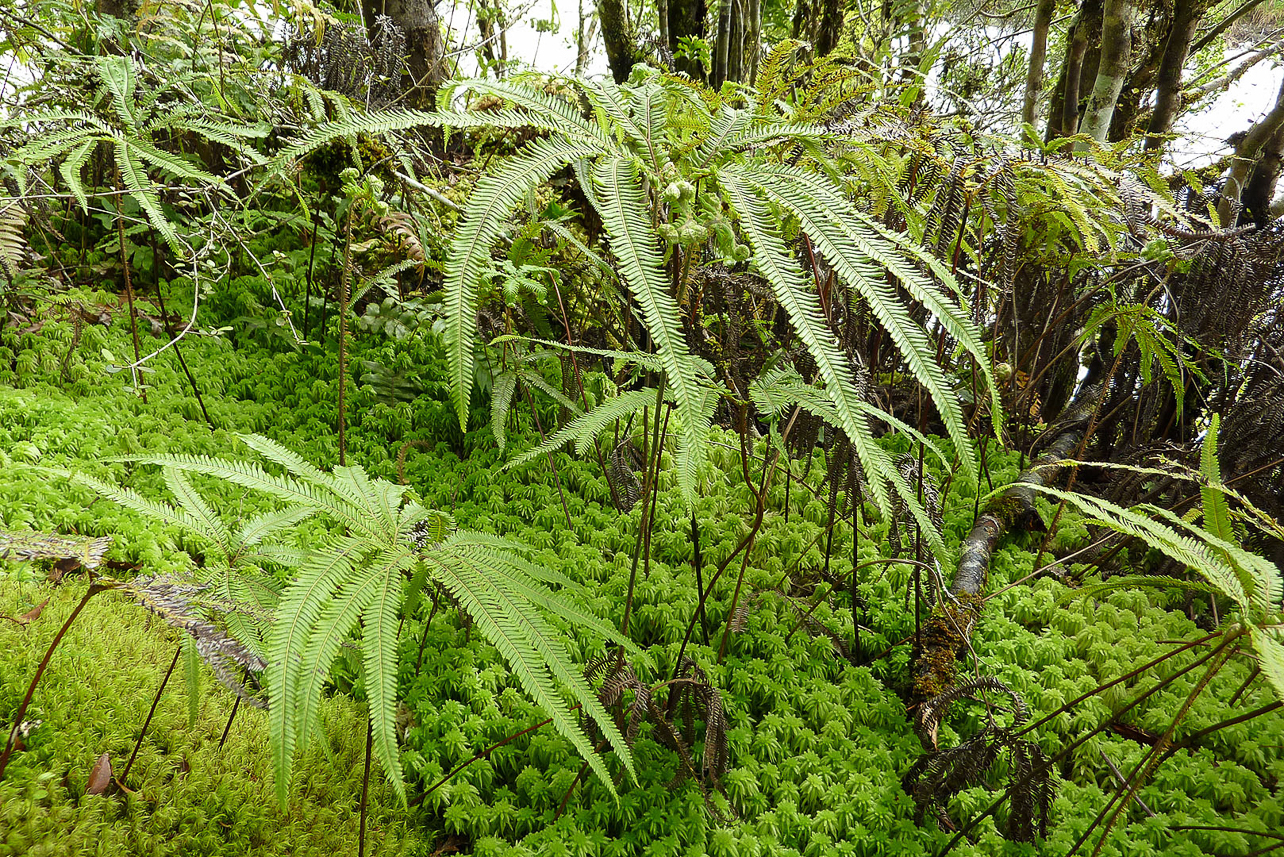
top-left (265, 69), bottom-right (1000, 544)
top-left (116, 435), bottom-right (644, 807)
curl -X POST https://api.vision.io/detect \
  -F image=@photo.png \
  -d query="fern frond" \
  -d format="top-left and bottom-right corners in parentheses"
top-left (592, 158), bottom-right (707, 505)
top-left (442, 77), bottom-right (610, 146)
top-left (162, 467), bottom-right (232, 552)
top-left (505, 387), bottom-right (656, 469)
top-left (424, 545), bottom-right (636, 794)
top-left (267, 535), bottom-right (367, 806)
top-left (126, 451), bottom-right (378, 540)
top-left (743, 164), bottom-right (977, 481)
top-left (363, 559), bottom-right (411, 803)
top-left (1014, 484), bottom-right (1252, 612)
top-left (446, 136), bottom-right (608, 430)
top-left (59, 139), bottom-right (98, 214)
top-left (115, 137), bottom-right (182, 252)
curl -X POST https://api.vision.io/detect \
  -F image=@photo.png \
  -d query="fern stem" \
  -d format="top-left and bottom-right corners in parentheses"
top-left (150, 229), bottom-right (213, 428)
top-left (218, 686), bottom-right (242, 751)
top-left (120, 644), bottom-right (181, 786)
top-left (338, 206), bottom-right (353, 466)
top-left (1083, 637), bottom-right (1239, 857)
top-left (358, 722), bottom-right (372, 857)
top-left (115, 173), bottom-right (147, 403)
top-left (621, 377), bottom-right (667, 639)
top-left (0, 584), bottom-right (105, 782)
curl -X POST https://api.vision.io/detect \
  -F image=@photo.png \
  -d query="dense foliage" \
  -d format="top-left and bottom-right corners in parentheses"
top-left (2, 1), bottom-right (1283, 856)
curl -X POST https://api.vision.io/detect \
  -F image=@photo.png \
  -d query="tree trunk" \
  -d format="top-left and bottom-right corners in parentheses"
top-left (96, 0), bottom-right (139, 19)
top-left (745, 0), bottom-right (762, 83)
top-left (914, 384), bottom-right (1102, 700)
top-left (728, 0), bottom-right (745, 84)
top-left (1078, 0), bottom-right (1135, 145)
top-left (1047, 0), bottom-right (1104, 141)
top-left (658, 0), bottom-right (670, 50)
top-left (597, 0), bottom-right (635, 83)
top-left (714, 0), bottom-right (732, 87)
top-left (670, 0), bottom-right (707, 80)
top-left (1220, 79), bottom-right (1284, 225)
top-left (1021, 0), bottom-right (1056, 128)
top-left (1241, 123), bottom-right (1284, 226)
top-left (362, 0), bottom-right (445, 106)
top-left (817, 0), bottom-right (844, 57)
top-left (1145, 0), bottom-right (1209, 152)
top-left (577, 0), bottom-right (597, 76)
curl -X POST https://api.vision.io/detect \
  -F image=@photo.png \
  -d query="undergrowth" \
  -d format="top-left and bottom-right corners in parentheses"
top-left (1, 289), bottom-right (1282, 856)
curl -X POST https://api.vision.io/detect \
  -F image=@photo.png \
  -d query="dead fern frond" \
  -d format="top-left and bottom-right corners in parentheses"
top-left (904, 677), bottom-right (1052, 843)
top-left (117, 575), bottom-right (268, 708)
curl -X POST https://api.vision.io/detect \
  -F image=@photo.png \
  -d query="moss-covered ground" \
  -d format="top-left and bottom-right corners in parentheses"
top-left (1, 289), bottom-right (1282, 856)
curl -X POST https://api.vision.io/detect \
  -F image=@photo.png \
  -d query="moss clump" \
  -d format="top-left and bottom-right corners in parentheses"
top-left (912, 593), bottom-right (984, 702)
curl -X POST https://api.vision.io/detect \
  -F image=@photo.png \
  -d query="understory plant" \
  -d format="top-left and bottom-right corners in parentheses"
top-left (73, 434), bottom-right (644, 805)
top-left (270, 66), bottom-right (1004, 564)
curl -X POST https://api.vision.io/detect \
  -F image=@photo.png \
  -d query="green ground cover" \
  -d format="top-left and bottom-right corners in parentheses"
top-left (1, 293), bottom-right (1282, 856)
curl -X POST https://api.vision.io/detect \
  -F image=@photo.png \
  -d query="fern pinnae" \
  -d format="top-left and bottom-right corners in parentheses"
top-left (362, 552), bottom-right (413, 803)
top-left (748, 171), bottom-right (972, 481)
top-left (115, 138), bottom-right (182, 252)
top-left (162, 468), bottom-right (230, 547)
top-left (60, 139), bottom-right (99, 214)
top-left (238, 506), bottom-right (315, 548)
top-left (446, 136), bottom-right (607, 430)
top-left (592, 158), bottom-right (707, 504)
top-left (65, 471), bottom-right (217, 549)
top-left (444, 531), bottom-right (585, 593)
top-left (291, 567), bottom-right (385, 766)
top-left (425, 549), bottom-right (634, 793)
top-left (126, 452), bottom-right (377, 540)
top-left (504, 387), bottom-right (656, 470)
top-left (267, 535), bottom-right (367, 806)
top-left (491, 372), bottom-right (521, 452)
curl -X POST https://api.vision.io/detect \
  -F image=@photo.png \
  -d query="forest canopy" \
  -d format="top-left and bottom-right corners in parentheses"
top-left (0, 1), bottom-right (1282, 856)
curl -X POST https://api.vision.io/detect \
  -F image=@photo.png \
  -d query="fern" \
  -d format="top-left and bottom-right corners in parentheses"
top-left (115, 436), bottom-right (644, 806)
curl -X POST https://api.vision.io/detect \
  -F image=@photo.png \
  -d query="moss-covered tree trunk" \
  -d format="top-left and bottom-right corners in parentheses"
top-left (1220, 79), bottom-right (1284, 225)
top-left (1144, 0), bottom-right (1210, 153)
top-left (598, 0), bottom-right (635, 83)
top-left (361, 0), bottom-right (445, 106)
top-left (1079, 0), bottom-right (1135, 144)
top-left (1021, 0), bottom-right (1056, 128)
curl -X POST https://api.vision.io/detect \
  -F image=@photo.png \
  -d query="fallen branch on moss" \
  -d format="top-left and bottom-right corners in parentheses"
top-left (913, 384), bottom-right (1103, 702)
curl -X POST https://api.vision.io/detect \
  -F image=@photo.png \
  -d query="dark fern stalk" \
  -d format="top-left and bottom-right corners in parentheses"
top-left (120, 645), bottom-right (182, 787)
top-left (338, 205), bottom-right (353, 466)
top-left (115, 176), bottom-right (147, 404)
top-left (0, 584), bottom-right (107, 781)
top-left (151, 229), bottom-right (213, 428)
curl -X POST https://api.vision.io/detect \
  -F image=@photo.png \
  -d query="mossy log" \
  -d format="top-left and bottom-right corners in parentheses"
top-left (912, 384), bottom-right (1103, 701)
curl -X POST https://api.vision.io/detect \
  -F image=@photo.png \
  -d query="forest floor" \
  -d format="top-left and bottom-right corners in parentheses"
top-left (1, 288), bottom-right (1282, 856)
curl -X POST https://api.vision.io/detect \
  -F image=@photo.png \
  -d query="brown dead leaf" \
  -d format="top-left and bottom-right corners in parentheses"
top-left (3, 597), bottom-right (49, 626)
top-left (48, 558), bottom-right (80, 583)
top-left (86, 752), bottom-right (112, 795)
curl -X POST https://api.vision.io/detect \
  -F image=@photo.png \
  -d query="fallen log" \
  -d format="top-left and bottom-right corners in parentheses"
top-left (913, 384), bottom-right (1103, 701)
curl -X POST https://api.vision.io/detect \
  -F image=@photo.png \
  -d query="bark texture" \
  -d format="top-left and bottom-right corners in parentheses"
top-left (669, 0), bottom-right (707, 80)
top-left (1144, 0), bottom-right (1209, 152)
top-left (1079, 0), bottom-right (1135, 144)
top-left (1241, 123), bottom-right (1284, 226)
top-left (1046, 0), bottom-right (1102, 140)
top-left (1220, 79), bottom-right (1284, 225)
top-left (1021, 0), bottom-right (1056, 128)
top-left (598, 0), bottom-right (635, 83)
top-left (362, 0), bottom-right (445, 105)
